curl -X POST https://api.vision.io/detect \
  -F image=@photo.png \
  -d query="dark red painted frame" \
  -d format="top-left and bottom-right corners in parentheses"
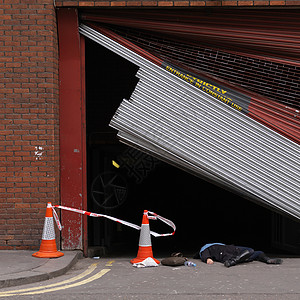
top-left (57, 8), bottom-right (87, 255)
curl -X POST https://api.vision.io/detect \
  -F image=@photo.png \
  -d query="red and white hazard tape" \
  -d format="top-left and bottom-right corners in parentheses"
top-left (51, 204), bottom-right (176, 237)
top-left (51, 205), bottom-right (62, 231)
top-left (146, 211), bottom-right (176, 237)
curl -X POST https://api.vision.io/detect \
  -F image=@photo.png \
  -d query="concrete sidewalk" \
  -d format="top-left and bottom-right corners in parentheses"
top-left (0, 250), bottom-right (82, 289)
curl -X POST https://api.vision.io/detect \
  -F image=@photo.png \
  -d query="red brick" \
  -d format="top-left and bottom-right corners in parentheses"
top-left (158, 1), bottom-right (174, 5)
top-left (285, 0), bottom-right (300, 4)
top-left (190, 0), bottom-right (206, 4)
top-left (111, 1), bottom-right (126, 5)
top-left (238, 0), bottom-right (253, 4)
top-left (93, 1), bottom-right (110, 5)
top-left (206, 0), bottom-right (222, 4)
top-left (126, 0), bottom-right (143, 5)
top-left (269, 1), bottom-right (285, 5)
top-left (142, 0), bottom-right (155, 3)
top-left (57, 1), bottom-right (78, 5)
top-left (174, 1), bottom-right (190, 5)
top-left (15, 203), bottom-right (31, 208)
top-left (254, 0), bottom-right (269, 5)
top-left (78, 1), bottom-right (95, 5)
top-left (222, 0), bottom-right (238, 4)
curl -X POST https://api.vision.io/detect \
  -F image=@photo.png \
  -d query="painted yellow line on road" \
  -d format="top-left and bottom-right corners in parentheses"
top-left (105, 260), bottom-right (115, 267)
top-left (20, 269), bottom-right (110, 296)
top-left (0, 269), bottom-right (110, 297)
top-left (0, 263), bottom-right (99, 297)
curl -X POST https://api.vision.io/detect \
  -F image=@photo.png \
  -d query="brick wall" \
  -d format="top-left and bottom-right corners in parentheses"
top-left (0, 1), bottom-right (59, 250)
top-left (55, 0), bottom-right (300, 7)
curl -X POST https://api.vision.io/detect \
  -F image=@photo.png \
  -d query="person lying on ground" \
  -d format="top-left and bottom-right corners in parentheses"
top-left (193, 243), bottom-right (282, 267)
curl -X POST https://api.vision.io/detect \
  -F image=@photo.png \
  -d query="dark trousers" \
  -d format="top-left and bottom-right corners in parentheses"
top-left (236, 246), bottom-right (263, 262)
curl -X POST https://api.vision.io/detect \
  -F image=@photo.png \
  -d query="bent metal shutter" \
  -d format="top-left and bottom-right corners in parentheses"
top-left (79, 24), bottom-right (300, 220)
top-left (81, 9), bottom-right (300, 66)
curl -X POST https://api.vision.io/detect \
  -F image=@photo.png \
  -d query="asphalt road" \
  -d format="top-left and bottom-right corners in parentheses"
top-left (1, 256), bottom-right (299, 300)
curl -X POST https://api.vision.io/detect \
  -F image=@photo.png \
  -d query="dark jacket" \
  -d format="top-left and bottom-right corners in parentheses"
top-left (200, 244), bottom-right (241, 263)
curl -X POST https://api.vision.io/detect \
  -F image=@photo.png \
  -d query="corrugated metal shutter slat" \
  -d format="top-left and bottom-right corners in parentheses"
top-left (135, 68), bottom-right (299, 164)
top-left (111, 95), bottom-right (299, 201)
top-left (130, 88), bottom-right (299, 188)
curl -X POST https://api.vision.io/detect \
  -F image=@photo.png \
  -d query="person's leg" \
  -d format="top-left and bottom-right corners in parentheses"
top-left (236, 246), bottom-right (258, 261)
top-left (235, 247), bottom-right (282, 264)
top-left (224, 247), bottom-right (253, 268)
top-left (256, 252), bottom-right (282, 264)
top-left (241, 250), bottom-right (264, 262)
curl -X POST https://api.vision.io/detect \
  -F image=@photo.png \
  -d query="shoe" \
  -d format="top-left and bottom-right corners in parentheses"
top-left (257, 253), bottom-right (282, 265)
top-left (266, 258), bottom-right (282, 264)
top-left (224, 260), bottom-right (234, 267)
top-left (224, 250), bottom-right (251, 268)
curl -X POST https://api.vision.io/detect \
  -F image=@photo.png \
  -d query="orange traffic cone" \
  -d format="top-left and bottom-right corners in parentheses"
top-left (130, 210), bottom-right (159, 264)
top-left (32, 202), bottom-right (64, 258)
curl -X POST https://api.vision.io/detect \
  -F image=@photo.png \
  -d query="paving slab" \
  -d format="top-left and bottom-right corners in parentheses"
top-left (0, 250), bottom-right (82, 289)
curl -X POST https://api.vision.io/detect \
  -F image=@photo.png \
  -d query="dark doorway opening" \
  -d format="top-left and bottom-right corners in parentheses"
top-left (85, 38), bottom-right (297, 257)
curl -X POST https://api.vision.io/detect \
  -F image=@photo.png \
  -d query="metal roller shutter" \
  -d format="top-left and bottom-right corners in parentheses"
top-left (80, 24), bottom-right (300, 220)
top-left (81, 9), bottom-right (300, 65)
